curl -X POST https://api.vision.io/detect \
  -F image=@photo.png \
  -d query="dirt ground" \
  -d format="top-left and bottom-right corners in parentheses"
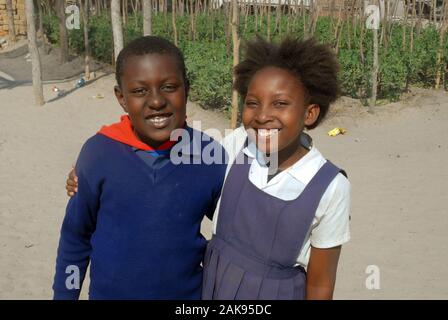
top-left (0, 44), bottom-right (447, 299)
top-left (0, 39), bottom-right (106, 89)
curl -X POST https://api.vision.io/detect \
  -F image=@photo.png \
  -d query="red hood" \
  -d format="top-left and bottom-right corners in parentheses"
top-left (98, 115), bottom-right (177, 151)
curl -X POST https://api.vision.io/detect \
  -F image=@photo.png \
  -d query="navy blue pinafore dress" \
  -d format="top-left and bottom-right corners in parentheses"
top-left (202, 151), bottom-right (343, 300)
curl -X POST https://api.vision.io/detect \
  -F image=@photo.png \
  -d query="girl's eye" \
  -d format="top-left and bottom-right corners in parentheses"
top-left (245, 101), bottom-right (258, 108)
top-left (131, 88), bottom-right (147, 96)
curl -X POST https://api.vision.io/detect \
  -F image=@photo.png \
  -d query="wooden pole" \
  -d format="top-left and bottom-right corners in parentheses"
top-left (111, 0), bottom-right (124, 62)
top-left (172, 0), bottom-right (178, 46)
top-left (57, 0), bottom-right (69, 64)
top-left (370, 2), bottom-right (379, 112)
top-left (81, 0), bottom-right (91, 80)
top-left (410, 0), bottom-right (416, 53)
top-left (275, 1), bottom-right (281, 36)
top-left (37, 0), bottom-right (44, 37)
top-left (143, 0), bottom-right (152, 35)
top-left (267, 0), bottom-right (271, 40)
top-left (6, 0), bottom-right (16, 44)
top-left (25, 0), bottom-right (45, 106)
top-left (231, 0), bottom-right (240, 129)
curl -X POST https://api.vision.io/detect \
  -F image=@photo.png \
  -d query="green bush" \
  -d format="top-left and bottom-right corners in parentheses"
top-left (42, 11), bottom-right (448, 110)
top-left (338, 48), bottom-right (369, 99)
top-left (42, 14), bottom-right (59, 44)
top-left (182, 41), bottom-right (233, 111)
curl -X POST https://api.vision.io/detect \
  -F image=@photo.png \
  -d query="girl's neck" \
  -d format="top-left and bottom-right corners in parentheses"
top-left (266, 139), bottom-right (309, 175)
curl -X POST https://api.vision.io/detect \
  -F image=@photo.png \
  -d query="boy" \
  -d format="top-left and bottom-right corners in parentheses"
top-left (53, 36), bottom-right (226, 300)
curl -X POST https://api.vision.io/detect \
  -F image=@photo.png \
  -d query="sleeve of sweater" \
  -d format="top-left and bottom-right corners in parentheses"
top-left (52, 139), bottom-right (101, 300)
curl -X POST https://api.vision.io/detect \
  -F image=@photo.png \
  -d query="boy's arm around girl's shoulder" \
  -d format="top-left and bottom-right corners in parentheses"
top-left (53, 135), bottom-right (104, 300)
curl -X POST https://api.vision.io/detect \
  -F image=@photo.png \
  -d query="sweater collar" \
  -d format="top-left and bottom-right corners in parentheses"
top-left (98, 115), bottom-right (179, 151)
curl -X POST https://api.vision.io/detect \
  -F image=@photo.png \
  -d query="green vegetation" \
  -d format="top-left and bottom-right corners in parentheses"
top-left (43, 11), bottom-right (448, 111)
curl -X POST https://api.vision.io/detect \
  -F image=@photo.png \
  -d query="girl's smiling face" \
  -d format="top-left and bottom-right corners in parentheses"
top-left (242, 66), bottom-right (320, 166)
top-left (114, 53), bottom-right (187, 148)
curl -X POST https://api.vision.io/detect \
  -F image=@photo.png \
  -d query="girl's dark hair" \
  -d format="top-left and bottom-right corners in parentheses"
top-left (234, 36), bottom-right (340, 129)
top-left (115, 36), bottom-right (189, 95)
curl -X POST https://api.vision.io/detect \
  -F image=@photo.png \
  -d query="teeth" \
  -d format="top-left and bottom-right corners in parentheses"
top-left (148, 116), bottom-right (170, 124)
top-left (257, 129), bottom-right (279, 138)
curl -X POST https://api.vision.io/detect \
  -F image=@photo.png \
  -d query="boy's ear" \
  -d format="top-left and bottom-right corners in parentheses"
top-left (184, 79), bottom-right (190, 100)
top-left (304, 104), bottom-right (320, 127)
top-left (114, 85), bottom-right (128, 113)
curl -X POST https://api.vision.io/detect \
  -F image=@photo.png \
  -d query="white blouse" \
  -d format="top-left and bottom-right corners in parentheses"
top-left (212, 127), bottom-right (351, 268)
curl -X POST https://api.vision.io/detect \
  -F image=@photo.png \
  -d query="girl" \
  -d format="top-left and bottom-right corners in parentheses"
top-left (201, 36), bottom-right (351, 300)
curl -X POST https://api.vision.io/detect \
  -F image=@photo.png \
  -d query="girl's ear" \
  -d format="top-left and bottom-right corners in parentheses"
top-left (114, 85), bottom-right (128, 113)
top-left (304, 104), bottom-right (320, 127)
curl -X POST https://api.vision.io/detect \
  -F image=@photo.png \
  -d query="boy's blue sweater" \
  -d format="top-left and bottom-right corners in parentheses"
top-left (53, 128), bottom-right (227, 300)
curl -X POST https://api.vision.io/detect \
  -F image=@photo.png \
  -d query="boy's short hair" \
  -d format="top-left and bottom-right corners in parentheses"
top-left (115, 36), bottom-right (189, 94)
top-left (234, 36), bottom-right (340, 129)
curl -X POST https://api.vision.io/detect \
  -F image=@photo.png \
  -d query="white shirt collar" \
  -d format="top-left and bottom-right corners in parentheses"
top-left (243, 142), bottom-right (326, 186)
top-left (285, 146), bottom-right (325, 185)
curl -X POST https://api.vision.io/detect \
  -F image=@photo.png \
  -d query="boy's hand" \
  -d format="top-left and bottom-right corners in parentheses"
top-left (66, 167), bottom-right (78, 197)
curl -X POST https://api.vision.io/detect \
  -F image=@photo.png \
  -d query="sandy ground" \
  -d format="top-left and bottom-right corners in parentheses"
top-left (1, 54), bottom-right (447, 299)
top-left (0, 39), bottom-right (105, 87)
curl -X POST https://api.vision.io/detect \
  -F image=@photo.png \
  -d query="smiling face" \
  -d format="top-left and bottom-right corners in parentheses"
top-left (242, 66), bottom-right (320, 166)
top-left (114, 53), bottom-right (187, 148)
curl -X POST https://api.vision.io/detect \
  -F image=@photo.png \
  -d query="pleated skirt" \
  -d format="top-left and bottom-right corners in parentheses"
top-left (202, 237), bottom-right (306, 300)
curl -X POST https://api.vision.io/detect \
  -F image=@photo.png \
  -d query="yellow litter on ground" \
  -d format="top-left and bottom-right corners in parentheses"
top-left (327, 127), bottom-right (347, 137)
top-left (92, 93), bottom-right (105, 99)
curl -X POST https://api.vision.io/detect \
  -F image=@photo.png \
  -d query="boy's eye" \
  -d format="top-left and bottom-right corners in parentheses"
top-left (162, 84), bottom-right (178, 92)
top-left (274, 100), bottom-right (288, 107)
